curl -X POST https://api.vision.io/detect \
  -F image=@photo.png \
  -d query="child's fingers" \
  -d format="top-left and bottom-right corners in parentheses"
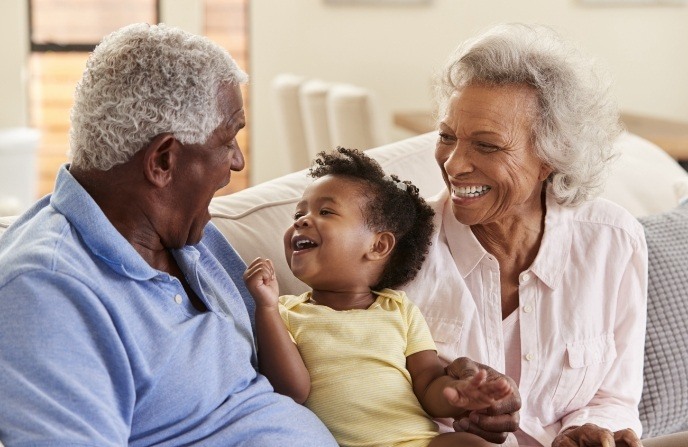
top-left (244, 259), bottom-right (275, 280)
top-left (444, 375), bottom-right (514, 411)
top-left (466, 368), bottom-right (487, 387)
top-left (477, 377), bottom-right (512, 400)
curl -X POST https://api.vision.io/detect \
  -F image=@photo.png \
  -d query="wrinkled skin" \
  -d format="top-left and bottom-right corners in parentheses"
top-left (446, 357), bottom-right (521, 444)
top-left (552, 424), bottom-right (641, 447)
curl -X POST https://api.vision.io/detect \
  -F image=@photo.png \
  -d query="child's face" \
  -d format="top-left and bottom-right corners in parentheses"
top-left (283, 175), bottom-right (380, 291)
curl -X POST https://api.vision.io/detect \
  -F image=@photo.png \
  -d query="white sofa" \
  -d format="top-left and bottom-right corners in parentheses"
top-left (1, 131), bottom-right (688, 444)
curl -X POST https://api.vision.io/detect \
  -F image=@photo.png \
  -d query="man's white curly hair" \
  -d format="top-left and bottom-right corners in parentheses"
top-left (436, 23), bottom-right (622, 206)
top-left (69, 23), bottom-right (248, 171)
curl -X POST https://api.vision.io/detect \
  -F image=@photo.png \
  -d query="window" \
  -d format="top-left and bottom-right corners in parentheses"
top-left (28, 0), bottom-right (249, 197)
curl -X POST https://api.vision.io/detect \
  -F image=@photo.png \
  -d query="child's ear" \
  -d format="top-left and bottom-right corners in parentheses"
top-left (366, 232), bottom-right (395, 261)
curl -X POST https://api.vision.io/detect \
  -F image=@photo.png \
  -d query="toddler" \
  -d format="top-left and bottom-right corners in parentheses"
top-left (244, 147), bottom-right (512, 447)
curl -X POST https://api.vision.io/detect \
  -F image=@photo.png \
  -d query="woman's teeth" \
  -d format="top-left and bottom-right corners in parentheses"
top-left (453, 185), bottom-right (491, 198)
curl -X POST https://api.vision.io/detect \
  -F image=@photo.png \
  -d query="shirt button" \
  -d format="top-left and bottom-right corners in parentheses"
top-left (525, 353), bottom-right (535, 361)
top-left (523, 304), bottom-right (533, 313)
top-left (520, 272), bottom-right (531, 283)
top-left (174, 294), bottom-right (183, 304)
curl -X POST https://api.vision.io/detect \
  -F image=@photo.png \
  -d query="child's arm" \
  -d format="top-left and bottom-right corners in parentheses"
top-left (243, 257), bottom-right (311, 403)
top-left (407, 350), bottom-right (512, 418)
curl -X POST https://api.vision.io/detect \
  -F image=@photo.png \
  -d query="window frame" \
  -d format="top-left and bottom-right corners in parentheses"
top-left (28, 0), bottom-right (160, 52)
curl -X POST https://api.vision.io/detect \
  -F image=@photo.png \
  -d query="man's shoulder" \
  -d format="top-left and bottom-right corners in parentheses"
top-left (0, 206), bottom-right (81, 283)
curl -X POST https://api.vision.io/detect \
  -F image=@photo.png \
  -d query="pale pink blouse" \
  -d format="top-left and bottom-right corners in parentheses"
top-left (404, 189), bottom-right (648, 447)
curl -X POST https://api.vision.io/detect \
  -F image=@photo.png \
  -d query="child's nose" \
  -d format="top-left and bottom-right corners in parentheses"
top-left (294, 214), bottom-right (310, 227)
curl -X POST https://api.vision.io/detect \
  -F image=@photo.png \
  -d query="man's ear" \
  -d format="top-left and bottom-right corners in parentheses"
top-left (366, 232), bottom-right (395, 261)
top-left (142, 133), bottom-right (179, 187)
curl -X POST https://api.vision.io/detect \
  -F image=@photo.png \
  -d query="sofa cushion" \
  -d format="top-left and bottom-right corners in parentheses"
top-left (0, 216), bottom-right (13, 236)
top-left (600, 132), bottom-right (688, 217)
top-left (209, 132), bottom-right (444, 296)
top-left (637, 201), bottom-right (688, 438)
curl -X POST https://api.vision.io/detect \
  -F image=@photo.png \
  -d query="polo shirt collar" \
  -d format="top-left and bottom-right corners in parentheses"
top-left (50, 164), bottom-right (160, 281)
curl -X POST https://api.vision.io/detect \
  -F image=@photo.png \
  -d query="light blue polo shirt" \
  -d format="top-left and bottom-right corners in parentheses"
top-left (0, 165), bottom-right (336, 447)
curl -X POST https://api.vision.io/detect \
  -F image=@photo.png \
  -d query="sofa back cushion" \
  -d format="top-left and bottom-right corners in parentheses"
top-left (600, 132), bottom-right (688, 217)
top-left (209, 132), bottom-right (444, 296)
top-left (637, 201), bottom-right (688, 438)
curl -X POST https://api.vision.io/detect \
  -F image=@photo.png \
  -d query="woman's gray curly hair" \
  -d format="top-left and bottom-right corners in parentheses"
top-left (69, 23), bottom-right (248, 171)
top-left (436, 23), bottom-right (622, 206)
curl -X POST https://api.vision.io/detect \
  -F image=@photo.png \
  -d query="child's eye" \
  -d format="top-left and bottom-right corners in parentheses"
top-left (319, 209), bottom-right (333, 216)
top-left (293, 211), bottom-right (304, 220)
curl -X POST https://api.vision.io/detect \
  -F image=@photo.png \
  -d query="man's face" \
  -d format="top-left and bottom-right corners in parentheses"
top-left (169, 83), bottom-right (246, 246)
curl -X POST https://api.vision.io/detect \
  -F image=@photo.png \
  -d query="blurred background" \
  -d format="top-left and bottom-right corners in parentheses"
top-left (1, 0), bottom-right (687, 215)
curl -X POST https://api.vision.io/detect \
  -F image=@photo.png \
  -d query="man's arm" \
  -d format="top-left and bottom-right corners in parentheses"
top-left (0, 271), bottom-right (132, 446)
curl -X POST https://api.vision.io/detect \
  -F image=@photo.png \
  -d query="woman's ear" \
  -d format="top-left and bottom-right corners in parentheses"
top-left (366, 232), bottom-right (396, 261)
top-left (538, 162), bottom-right (554, 182)
top-left (142, 133), bottom-right (180, 187)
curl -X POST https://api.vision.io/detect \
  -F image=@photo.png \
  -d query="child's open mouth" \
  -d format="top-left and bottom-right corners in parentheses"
top-left (292, 235), bottom-right (318, 251)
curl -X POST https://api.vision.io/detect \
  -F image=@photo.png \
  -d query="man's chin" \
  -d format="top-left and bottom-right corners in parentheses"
top-left (186, 228), bottom-right (205, 246)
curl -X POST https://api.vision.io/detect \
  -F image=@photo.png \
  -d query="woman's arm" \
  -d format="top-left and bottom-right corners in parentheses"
top-left (243, 258), bottom-right (311, 403)
top-left (554, 229), bottom-right (648, 446)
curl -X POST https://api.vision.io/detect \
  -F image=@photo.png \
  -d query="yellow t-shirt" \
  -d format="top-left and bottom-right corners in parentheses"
top-left (278, 288), bottom-right (439, 447)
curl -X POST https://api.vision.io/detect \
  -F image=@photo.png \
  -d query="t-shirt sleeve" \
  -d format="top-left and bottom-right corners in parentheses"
top-left (278, 296), bottom-right (296, 344)
top-left (403, 295), bottom-right (437, 357)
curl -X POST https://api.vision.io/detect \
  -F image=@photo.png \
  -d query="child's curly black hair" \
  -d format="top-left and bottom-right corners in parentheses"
top-left (308, 147), bottom-right (435, 290)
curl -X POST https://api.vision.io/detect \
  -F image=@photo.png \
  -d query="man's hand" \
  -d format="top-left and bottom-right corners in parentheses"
top-left (552, 424), bottom-right (641, 447)
top-left (446, 357), bottom-right (521, 444)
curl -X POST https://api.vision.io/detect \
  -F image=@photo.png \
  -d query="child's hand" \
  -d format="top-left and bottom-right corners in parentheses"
top-left (243, 257), bottom-right (280, 308)
top-left (442, 368), bottom-right (513, 411)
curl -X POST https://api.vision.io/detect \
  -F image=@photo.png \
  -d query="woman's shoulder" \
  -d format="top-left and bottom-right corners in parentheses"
top-left (560, 196), bottom-right (645, 242)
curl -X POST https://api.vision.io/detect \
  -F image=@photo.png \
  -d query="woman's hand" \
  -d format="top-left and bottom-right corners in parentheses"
top-left (446, 357), bottom-right (521, 444)
top-left (552, 424), bottom-right (641, 447)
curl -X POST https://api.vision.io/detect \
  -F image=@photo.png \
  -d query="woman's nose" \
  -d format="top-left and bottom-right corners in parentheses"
top-left (443, 145), bottom-right (473, 178)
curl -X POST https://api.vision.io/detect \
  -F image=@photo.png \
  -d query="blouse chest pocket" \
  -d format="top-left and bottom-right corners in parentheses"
top-left (424, 317), bottom-right (464, 364)
top-left (552, 333), bottom-right (617, 414)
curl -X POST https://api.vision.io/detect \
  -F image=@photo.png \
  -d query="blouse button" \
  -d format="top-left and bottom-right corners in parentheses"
top-left (174, 294), bottom-right (183, 304)
top-left (525, 353), bottom-right (535, 361)
top-left (523, 304), bottom-right (533, 313)
top-left (520, 272), bottom-right (531, 283)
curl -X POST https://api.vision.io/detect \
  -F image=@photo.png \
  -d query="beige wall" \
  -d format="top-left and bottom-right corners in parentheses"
top-left (0, 0), bottom-right (29, 128)
top-left (2, 1), bottom-right (687, 183)
top-left (249, 0), bottom-right (688, 183)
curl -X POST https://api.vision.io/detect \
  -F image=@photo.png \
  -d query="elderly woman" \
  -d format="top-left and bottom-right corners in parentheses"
top-left (0, 24), bottom-right (336, 446)
top-left (405, 24), bottom-right (647, 447)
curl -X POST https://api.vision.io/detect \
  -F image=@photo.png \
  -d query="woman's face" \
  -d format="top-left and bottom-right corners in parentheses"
top-left (436, 83), bottom-right (552, 227)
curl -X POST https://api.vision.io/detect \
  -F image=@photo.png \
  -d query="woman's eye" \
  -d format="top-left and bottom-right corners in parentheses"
top-left (476, 142), bottom-right (500, 152)
top-left (438, 132), bottom-right (454, 144)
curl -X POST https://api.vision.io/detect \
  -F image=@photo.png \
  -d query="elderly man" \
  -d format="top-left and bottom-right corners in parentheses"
top-left (0, 23), bottom-right (336, 446)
